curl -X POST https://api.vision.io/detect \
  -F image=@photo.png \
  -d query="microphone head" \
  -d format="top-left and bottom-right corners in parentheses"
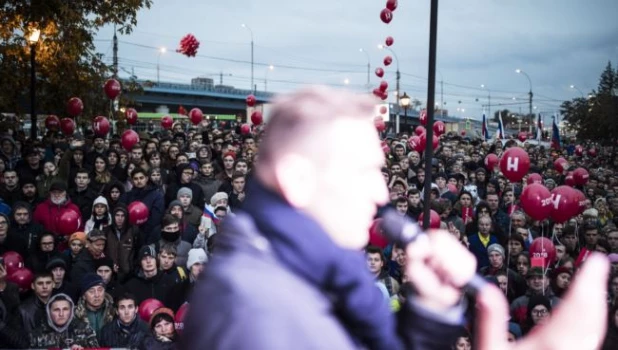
top-left (379, 208), bottom-right (422, 245)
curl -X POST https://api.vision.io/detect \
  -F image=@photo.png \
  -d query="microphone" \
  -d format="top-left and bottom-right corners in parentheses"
top-left (379, 208), bottom-right (488, 295)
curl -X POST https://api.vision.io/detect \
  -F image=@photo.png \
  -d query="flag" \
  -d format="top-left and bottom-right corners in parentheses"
top-left (481, 113), bottom-right (490, 141)
top-left (536, 113), bottom-right (544, 141)
top-left (202, 205), bottom-right (220, 224)
top-left (551, 115), bottom-right (561, 149)
top-left (496, 112), bottom-right (505, 140)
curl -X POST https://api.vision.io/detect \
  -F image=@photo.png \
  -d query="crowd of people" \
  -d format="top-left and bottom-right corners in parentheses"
top-left (0, 102), bottom-right (616, 349)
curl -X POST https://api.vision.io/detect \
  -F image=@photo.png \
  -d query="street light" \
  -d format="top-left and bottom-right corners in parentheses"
top-left (515, 69), bottom-right (533, 119)
top-left (343, 78), bottom-right (350, 85)
top-left (157, 47), bottom-right (166, 84)
top-left (481, 84), bottom-right (491, 119)
top-left (569, 84), bottom-right (585, 98)
top-left (264, 65), bottom-right (274, 92)
top-left (400, 92), bottom-right (411, 131)
top-left (378, 44), bottom-right (401, 132)
top-left (241, 24), bottom-right (254, 92)
top-left (359, 48), bottom-right (371, 93)
top-left (27, 28), bottom-right (40, 140)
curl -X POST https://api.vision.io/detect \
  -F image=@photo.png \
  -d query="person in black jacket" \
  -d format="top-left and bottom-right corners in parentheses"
top-left (26, 232), bottom-right (62, 274)
top-left (19, 272), bottom-right (54, 334)
top-left (120, 168), bottom-right (165, 246)
top-left (123, 245), bottom-right (175, 305)
top-left (68, 169), bottom-right (98, 222)
top-left (165, 163), bottom-right (205, 210)
top-left (9, 201), bottom-right (44, 251)
top-left (99, 292), bottom-right (149, 348)
top-left (0, 293), bottom-right (29, 349)
top-left (70, 229), bottom-right (107, 283)
top-left (0, 213), bottom-right (28, 257)
top-left (46, 257), bottom-right (78, 302)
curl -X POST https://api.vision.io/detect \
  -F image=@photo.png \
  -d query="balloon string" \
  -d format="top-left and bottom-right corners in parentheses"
top-left (541, 220), bottom-right (546, 296)
top-left (506, 183), bottom-right (514, 294)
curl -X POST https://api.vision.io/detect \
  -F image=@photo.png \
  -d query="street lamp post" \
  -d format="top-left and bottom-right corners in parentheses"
top-left (264, 65), bottom-right (274, 92)
top-left (515, 69), bottom-right (533, 121)
top-left (157, 47), bottom-right (166, 84)
top-left (359, 48), bottom-right (371, 93)
top-left (481, 84), bottom-right (491, 119)
top-left (570, 84), bottom-right (585, 98)
top-left (241, 24), bottom-right (254, 92)
top-left (27, 29), bottom-right (41, 140)
top-left (400, 92), bottom-right (411, 131)
top-left (378, 44), bottom-right (400, 132)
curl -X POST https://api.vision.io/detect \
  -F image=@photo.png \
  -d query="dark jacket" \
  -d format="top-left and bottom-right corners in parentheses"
top-left (18, 295), bottom-right (47, 334)
top-left (467, 232), bottom-right (499, 271)
top-left (25, 233), bottom-right (65, 274)
top-left (0, 230), bottom-right (28, 258)
top-left (120, 184), bottom-right (165, 245)
top-left (123, 269), bottom-right (175, 306)
top-left (70, 249), bottom-right (97, 283)
top-left (104, 204), bottom-right (138, 282)
top-left (68, 186), bottom-right (98, 223)
top-left (99, 316), bottom-right (150, 348)
top-left (140, 334), bottom-right (178, 350)
top-left (0, 291), bottom-right (29, 349)
top-left (165, 166), bottom-right (205, 210)
top-left (9, 214), bottom-right (44, 252)
top-left (194, 174), bottom-right (222, 207)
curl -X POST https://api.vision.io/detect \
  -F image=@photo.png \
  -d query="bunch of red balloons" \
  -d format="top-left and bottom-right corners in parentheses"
top-left (375, 1), bottom-right (399, 101)
top-left (177, 34), bottom-right (200, 57)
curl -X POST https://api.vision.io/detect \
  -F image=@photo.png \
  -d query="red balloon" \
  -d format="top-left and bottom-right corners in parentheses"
top-left (240, 123), bottom-right (251, 135)
top-left (447, 183), bottom-right (458, 195)
top-left (420, 133), bottom-right (439, 152)
top-left (529, 237), bottom-right (556, 269)
top-left (460, 130), bottom-right (466, 136)
top-left (379, 106), bottom-right (388, 115)
top-left (499, 147), bottom-right (530, 182)
top-left (527, 173), bottom-right (543, 185)
top-left (373, 88), bottom-right (383, 98)
top-left (67, 97), bottom-right (83, 117)
top-left (246, 94), bottom-right (256, 107)
top-left (175, 302), bottom-right (189, 333)
top-left (380, 92), bottom-right (388, 101)
top-left (45, 115), bottom-right (60, 131)
top-left (57, 209), bottom-right (82, 236)
top-left (8, 268), bottom-right (34, 294)
top-left (518, 132), bottom-right (527, 142)
top-left (139, 298), bottom-right (165, 322)
top-left (189, 108), bottom-right (203, 125)
top-left (2, 251), bottom-right (24, 276)
top-left (369, 219), bottom-right (388, 248)
top-left (419, 109), bottom-right (427, 126)
top-left (104, 79), bottom-right (121, 100)
top-left (573, 189), bottom-right (587, 215)
top-left (574, 145), bottom-right (584, 156)
top-left (419, 210), bottom-right (441, 229)
top-left (433, 121), bottom-right (445, 136)
top-left (385, 36), bottom-right (394, 46)
top-left (92, 116), bottom-right (110, 137)
top-left (553, 157), bottom-right (568, 173)
top-left (60, 118), bottom-right (75, 136)
top-left (380, 8), bottom-right (393, 24)
top-left (383, 56), bottom-right (393, 66)
top-left (381, 141), bottom-right (390, 154)
top-left (408, 135), bottom-right (422, 152)
top-left (121, 130), bottom-right (139, 151)
top-left (573, 167), bottom-right (589, 186)
top-left (549, 186), bottom-right (579, 223)
top-left (386, 0), bottom-right (398, 11)
top-left (565, 172), bottom-right (575, 187)
top-left (128, 201), bottom-right (149, 225)
top-left (588, 148), bottom-right (597, 157)
top-left (519, 183), bottom-right (552, 221)
top-left (379, 81), bottom-right (388, 92)
top-left (374, 116), bottom-right (386, 132)
top-left (415, 125), bottom-right (425, 136)
top-left (161, 115), bottom-right (173, 130)
top-left (125, 108), bottom-right (138, 125)
top-left (250, 111), bottom-right (263, 125)
top-left (375, 68), bottom-right (384, 78)
top-left (484, 154), bottom-right (499, 171)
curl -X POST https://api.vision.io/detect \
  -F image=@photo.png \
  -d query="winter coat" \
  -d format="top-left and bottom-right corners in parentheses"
top-left (0, 186), bottom-right (21, 207)
top-left (0, 231), bottom-right (28, 258)
top-left (123, 269), bottom-right (175, 306)
top-left (25, 233), bottom-right (65, 274)
top-left (104, 204), bottom-right (138, 282)
top-left (8, 217), bottom-right (44, 252)
top-left (166, 180), bottom-right (205, 211)
top-left (68, 186), bottom-right (98, 223)
top-left (99, 316), bottom-right (150, 348)
top-left (193, 174), bottom-right (222, 208)
top-left (140, 334), bottom-right (178, 350)
top-left (467, 232), bottom-right (500, 271)
top-left (32, 197), bottom-right (81, 236)
top-left (0, 293), bottom-right (29, 349)
top-left (120, 184), bottom-right (165, 244)
top-left (29, 293), bottom-right (99, 348)
top-left (510, 289), bottom-right (561, 328)
top-left (84, 196), bottom-right (112, 233)
top-left (70, 249), bottom-right (97, 283)
top-left (74, 292), bottom-right (116, 337)
top-left (18, 295), bottom-right (47, 334)
top-left (183, 204), bottom-right (203, 228)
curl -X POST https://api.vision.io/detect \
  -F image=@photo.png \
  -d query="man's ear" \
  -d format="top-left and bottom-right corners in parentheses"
top-left (273, 154), bottom-right (318, 209)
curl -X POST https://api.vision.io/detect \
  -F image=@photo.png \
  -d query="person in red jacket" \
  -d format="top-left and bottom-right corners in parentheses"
top-left (33, 181), bottom-right (82, 240)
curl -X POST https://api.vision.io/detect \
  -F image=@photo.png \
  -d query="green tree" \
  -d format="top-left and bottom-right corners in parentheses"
top-left (0, 0), bottom-right (152, 126)
top-left (561, 61), bottom-right (618, 144)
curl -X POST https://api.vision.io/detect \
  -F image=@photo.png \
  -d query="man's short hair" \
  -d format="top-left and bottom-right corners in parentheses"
top-left (232, 172), bottom-right (245, 181)
top-left (33, 272), bottom-right (53, 282)
top-left (395, 197), bottom-right (407, 205)
top-left (365, 245), bottom-right (385, 264)
top-left (130, 168), bottom-right (148, 179)
top-left (161, 214), bottom-right (179, 228)
top-left (114, 292), bottom-right (138, 307)
top-left (75, 168), bottom-right (90, 177)
top-left (159, 242), bottom-right (178, 256)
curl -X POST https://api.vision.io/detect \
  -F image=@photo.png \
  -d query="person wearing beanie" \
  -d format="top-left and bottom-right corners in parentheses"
top-left (19, 176), bottom-right (43, 208)
top-left (507, 322), bottom-right (523, 342)
top-left (550, 266), bottom-right (572, 298)
top-left (510, 267), bottom-right (561, 328)
top-left (141, 307), bottom-right (177, 348)
top-left (0, 212), bottom-right (28, 257)
top-left (95, 256), bottom-right (124, 299)
top-left (74, 273), bottom-right (115, 338)
top-left (168, 248), bottom-right (207, 311)
top-left (64, 231), bottom-right (87, 271)
top-left (70, 229), bottom-right (107, 282)
top-left (8, 200), bottom-right (44, 252)
top-left (210, 192), bottom-right (229, 208)
top-left (177, 187), bottom-right (202, 228)
top-left (32, 180), bottom-right (82, 238)
top-left (168, 199), bottom-right (200, 245)
top-left (524, 294), bottom-right (552, 334)
top-left (123, 244), bottom-right (175, 306)
top-left (165, 163), bottom-right (205, 211)
top-left (103, 203), bottom-right (139, 283)
top-left (480, 243), bottom-right (526, 300)
top-left (46, 256), bottom-right (78, 302)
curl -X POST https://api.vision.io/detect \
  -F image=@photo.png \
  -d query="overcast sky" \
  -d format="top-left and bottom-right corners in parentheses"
top-left (93, 0), bottom-right (618, 120)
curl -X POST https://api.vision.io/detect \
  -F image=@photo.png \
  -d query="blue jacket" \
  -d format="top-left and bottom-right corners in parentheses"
top-left (183, 180), bottom-right (465, 350)
top-left (468, 233), bottom-right (499, 270)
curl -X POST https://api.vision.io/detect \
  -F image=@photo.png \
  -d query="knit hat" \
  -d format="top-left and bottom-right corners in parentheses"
top-left (168, 200), bottom-right (182, 210)
top-left (177, 187), bottom-right (193, 199)
top-left (187, 248), bottom-right (208, 269)
top-left (149, 307), bottom-right (175, 329)
top-left (49, 181), bottom-right (67, 193)
top-left (69, 231), bottom-right (87, 245)
top-left (487, 243), bottom-right (505, 259)
top-left (223, 151), bottom-right (236, 160)
top-left (87, 229), bottom-right (107, 242)
top-left (80, 273), bottom-right (105, 295)
top-left (45, 257), bottom-right (67, 271)
top-left (138, 244), bottom-right (157, 260)
top-left (527, 294), bottom-right (552, 314)
top-left (582, 208), bottom-right (599, 218)
top-left (475, 167), bottom-right (487, 174)
top-left (210, 192), bottom-right (229, 206)
top-left (435, 172), bottom-right (447, 180)
top-left (94, 256), bottom-right (114, 271)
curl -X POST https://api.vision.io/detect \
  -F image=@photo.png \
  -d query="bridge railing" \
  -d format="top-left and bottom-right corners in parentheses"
top-left (144, 81), bottom-right (274, 99)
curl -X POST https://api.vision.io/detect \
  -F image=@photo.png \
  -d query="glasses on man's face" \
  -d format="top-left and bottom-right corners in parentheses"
top-left (532, 309), bottom-right (548, 317)
top-left (41, 241), bottom-right (54, 246)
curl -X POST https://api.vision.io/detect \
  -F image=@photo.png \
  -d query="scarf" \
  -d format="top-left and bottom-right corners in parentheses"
top-left (243, 180), bottom-right (400, 350)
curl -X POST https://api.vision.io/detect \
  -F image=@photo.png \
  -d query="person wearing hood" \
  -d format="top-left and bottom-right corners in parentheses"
top-left (74, 273), bottom-right (115, 338)
top-left (46, 257), bottom-right (79, 302)
top-left (99, 292), bottom-right (150, 348)
top-left (33, 180), bottom-right (82, 238)
top-left (0, 136), bottom-right (20, 170)
top-left (176, 187), bottom-right (202, 227)
top-left (120, 168), bottom-right (165, 244)
top-left (165, 163), bottom-right (205, 210)
top-left (0, 213), bottom-right (27, 257)
top-left (156, 214), bottom-right (191, 268)
top-left (16, 147), bottom-right (44, 180)
top-left (168, 199), bottom-right (199, 244)
top-left (169, 248), bottom-right (207, 311)
top-left (95, 256), bottom-right (124, 299)
top-left (101, 179), bottom-right (125, 210)
top-left (194, 160), bottom-right (222, 205)
top-left (124, 245), bottom-right (175, 305)
top-left (19, 176), bottom-right (43, 208)
top-left (84, 196), bottom-right (112, 233)
top-left (26, 232), bottom-right (63, 274)
top-left (29, 293), bottom-right (99, 348)
top-left (70, 229), bottom-right (107, 282)
top-left (523, 294), bottom-right (552, 335)
top-left (510, 267), bottom-right (561, 329)
top-left (36, 160), bottom-right (62, 199)
top-left (104, 204), bottom-right (138, 283)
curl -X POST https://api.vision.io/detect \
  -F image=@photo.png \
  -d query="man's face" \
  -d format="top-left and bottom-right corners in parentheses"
top-left (562, 233), bottom-right (577, 250)
top-left (232, 177), bottom-right (245, 193)
top-left (511, 214), bottom-right (526, 229)
top-left (13, 208), bottom-right (29, 225)
top-left (503, 191), bottom-right (514, 204)
top-left (176, 156), bottom-right (189, 165)
top-left (32, 277), bottom-right (54, 299)
top-left (436, 177), bottom-right (446, 189)
top-left (178, 194), bottom-right (191, 208)
top-left (85, 284), bottom-right (105, 309)
top-left (394, 146), bottom-right (404, 158)
top-left (478, 218), bottom-right (492, 235)
top-left (88, 239), bottom-right (106, 258)
top-left (555, 245), bottom-right (566, 261)
top-left (114, 211), bottom-right (126, 227)
top-left (366, 252), bottom-right (383, 275)
top-left (528, 275), bottom-right (548, 293)
top-left (94, 204), bottom-right (106, 216)
top-left (181, 168), bottom-right (194, 184)
top-left (489, 251), bottom-right (504, 268)
top-left (416, 172), bottom-right (425, 183)
top-left (215, 209), bottom-right (227, 222)
top-left (117, 299), bottom-right (137, 325)
top-left (132, 172), bottom-right (148, 189)
top-left (170, 206), bottom-right (183, 218)
top-left (21, 183), bottom-right (36, 198)
top-left (607, 231), bottom-right (618, 250)
top-left (146, 143), bottom-right (157, 155)
top-left (141, 256), bottom-right (157, 273)
top-left (75, 173), bottom-right (90, 189)
top-left (50, 300), bottom-right (72, 327)
top-left (131, 148), bottom-right (143, 162)
top-left (486, 195), bottom-right (499, 211)
top-left (223, 156), bottom-right (235, 170)
top-left (201, 163), bottom-right (214, 177)
top-left (3, 172), bottom-right (17, 188)
top-left (235, 162), bottom-right (248, 175)
top-left (585, 229), bottom-right (599, 246)
top-left (396, 201), bottom-right (408, 215)
top-left (158, 252), bottom-right (175, 271)
top-left (27, 153), bottom-right (39, 166)
top-left (40, 235), bottom-right (55, 252)
top-left (508, 240), bottom-right (523, 256)
top-left (73, 150), bottom-right (84, 163)
top-left (244, 138), bottom-right (256, 148)
top-left (442, 148), bottom-right (452, 158)
top-left (408, 193), bottom-right (420, 206)
top-left (160, 141), bottom-right (171, 153)
top-left (97, 266), bottom-right (113, 284)
top-left (51, 267), bottom-right (65, 284)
